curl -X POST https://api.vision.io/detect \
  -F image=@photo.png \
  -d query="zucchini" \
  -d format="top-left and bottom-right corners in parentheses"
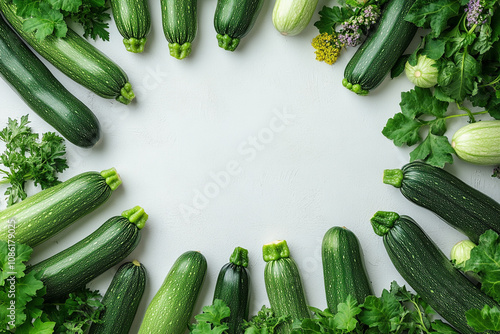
top-left (451, 120), bottom-right (500, 165)
top-left (0, 168), bottom-right (122, 247)
top-left (342, 0), bottom-right (418, 95)
top-left (0, 2), bottom-right (135, 104)
top-left (138, 251), bottom-right (207, 334)
top-left (263, 240), bottom-right (310, 333)
top-left (213, 247), bottom-right (250, 334)
top-left (161, 0), bottom-right (198, 59)
top-left (321, 226), bottom-right (372, 312)
top-left (26, 206), bottom-right (147, 301)
top-left (272, 0), bottom-right (319, 36)
top-left (370, 211), bottom-right (500, 334)
top-left (213, 0), bottom-right (265, 51)
top-left (88, 260), bottom-right (147, 334)
top-left (0, 15), bottom-right (100, 148)
top-left (110, 0), bottom-right (152, 53)
top-left (383, 161), bottom-right (500, 243)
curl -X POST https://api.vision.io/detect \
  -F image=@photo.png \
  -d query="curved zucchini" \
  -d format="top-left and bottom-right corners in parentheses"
top-left (213, 0), bottom-right (265, 51)
top-left (263, 240), bottom-right (310, 333)
top-left (0, 2), bottom-right (135, 104)
top-left (27, 206), bottom-right (147, 301)
top-left (322, 226), bottom-right (372, 312)
top-left (161, 0), bottom-right (198, 59)
top-left (88, 260), bottom-right (147, 334)
top-left (342, 0), bottom-right (417, 95)
top-left (272, 0), bottom-right (319, 36)
top-left (138, 251), bottom-right (207, 334)
top-left (110, 0), bottom-right (152, 53)
top-left (213, 247), bottom-right (250, 334)
top-left (0, 15), bottom-right (100, 148)
top-left (383, 161), bottom-right (500, 243)
top-left (370, 211), bottom-right (500, 334)
top-left (0, 168), bottom-right (122, 247)
top-left (451, 120), bottom-right (500, 165)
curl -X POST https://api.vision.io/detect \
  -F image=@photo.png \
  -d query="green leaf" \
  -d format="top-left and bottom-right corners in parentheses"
top-left (405, 0), bottom-right (461, 37)
top-left (14, 316), bottom-right (56, 334)
top-left (0, 241), bottom-right (33, 283)
top-left (333, 295), bottom-right (361, 331)
top-left (314, 5), bottom-right (354, 34)
top-left (22, 3), bottom-right (67, 41)
top-left (382, 112), bottom-right (422, 147)
top-left (409, 133), bottom-right (455, 167)
top-left (436, 52), bottom-right (480, 102)
top-left (48, 0), bottom-right (82, 12)
top-left (194, 299), bottom-right (231, 326)
top-left (422, 37), bottom-right (446, 60)
top-left (359, 289), bottom-right (405, 333)
top-left (400, 86), bottom-right (449, 118)
top-left (430, 320), bottom-right (459, 333)
top-left (466, 305), bottom-right (500, 331)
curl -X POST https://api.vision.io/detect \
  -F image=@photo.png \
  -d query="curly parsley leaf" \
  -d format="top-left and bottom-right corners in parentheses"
top-left (190, 299), bottom-right (230, 334)
top-left (466, 305), bottom-right (500, 332)
top-left (0, 115), bottom-right (68, 206)
top-left (243, 306), bottom-right (290, 334)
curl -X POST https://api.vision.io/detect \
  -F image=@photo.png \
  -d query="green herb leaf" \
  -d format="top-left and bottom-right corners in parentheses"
top-left (359, 289), bottom-right (405, 333)
top-left (405, 0), bottom-right (461, 37)
top-left (333, 295), bottom-right (362, 331)
top-left (314, 5), bottom-right (355, 34)
top-left (466, 305), bottom-right (500, 331)
top-left (243, 306), bottom-right (290, 334)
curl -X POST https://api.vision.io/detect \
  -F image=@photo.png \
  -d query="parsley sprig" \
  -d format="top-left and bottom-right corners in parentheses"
top-left (383, 0), bottom-right (500, 167)
top-left (10, 0), bottom-right (110, 41)
top-left (0, 115), bottom-right (68, 206)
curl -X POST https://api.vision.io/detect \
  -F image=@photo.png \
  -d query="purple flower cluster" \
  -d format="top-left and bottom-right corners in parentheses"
top-left (465, 0), bottom-right (487, 27)
top-left (338, 5), bottom-right (380, 47)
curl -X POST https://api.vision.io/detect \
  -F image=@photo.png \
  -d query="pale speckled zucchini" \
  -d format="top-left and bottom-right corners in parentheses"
top-left (0, 1), bottom-right (135, 104)
top-left (26, 206), bottom-right (147, 301)
top-left (0, 168), bottom-right (122, 247)
top-left (272, 0), bottom-right (319, 36)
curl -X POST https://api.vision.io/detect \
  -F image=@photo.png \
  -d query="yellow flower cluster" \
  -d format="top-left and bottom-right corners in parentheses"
top-left (311, 32), bottom-right (342, 65)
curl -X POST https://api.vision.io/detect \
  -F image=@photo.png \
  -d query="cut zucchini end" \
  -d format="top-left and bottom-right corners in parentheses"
top-left (117, 82), bottom-right (135, 105)
top-left (230, 246), bottom-right (249, 267)
top-left (383, 169), bottom-right (404, 188)
top-left (100, 168), bottom-right (122, 190)
top-left (122, 206), bottom-right (148, 229)
top-left (123, 37), bottom-right (147, 53)
top-left (216, 34), bottom-right (239, 52)
top-left (370, 211), bottom-right (399, 236)
top-left (262, 239), bottom-right (290, 262)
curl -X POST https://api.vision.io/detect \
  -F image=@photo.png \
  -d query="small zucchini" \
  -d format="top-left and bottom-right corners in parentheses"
top-left (138, 251), bottom-right (207, 334)
top-left (263, 240), bottom-right (310, 333)
top-left (0, 168), bottom-right (122, 247)
top-left (213, 247), bottom-right (250, 334)
top-left (272, 0), bottom-right (319, 36)
top-left (322, 226), bottom-right (372, 312)
top-left (88, 260), bottom-right (147, 334)
top-left (0, 1), bottom-right (135, 104)
top-left (26, 206), bottom-right (147, 301)
top-left (371, 211), bottom-right (500, 334)
top-left (213, 0), bottom-right (265, 51)
top-left (0, 15), bottom-right (100, 148)
top-left (110, 0), bottom-right (152, 53)
top-left (342, 0), bottom-right (418, 95)
top-left (451, 120), bottom-right (500, 165)
top-left (161, 0), bottom-right (198, 59)
top-left (383, 161), bottom-right (500, 243)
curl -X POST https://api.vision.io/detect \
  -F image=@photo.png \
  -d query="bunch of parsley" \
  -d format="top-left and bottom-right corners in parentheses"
top-left (0, 240), bottom-right (104, 333)
top-left (0, 115), bottom-right (68, 206)
top-left (9, 0), bottom-right (110, 41)
top-left (383, 0), bottom-right (500, 167)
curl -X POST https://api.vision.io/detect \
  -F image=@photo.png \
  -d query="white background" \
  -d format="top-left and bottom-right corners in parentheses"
top-left (1, 0), bottom-right (499, 332)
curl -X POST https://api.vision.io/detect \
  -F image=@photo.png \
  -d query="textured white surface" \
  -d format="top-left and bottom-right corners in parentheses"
top-left (1, 0), bottom-right (499, 331)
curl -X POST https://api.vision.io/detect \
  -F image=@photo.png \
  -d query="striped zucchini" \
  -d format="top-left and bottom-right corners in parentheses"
top-left (451, 120), bottom-right (500, 165)
top-left (371, 211), bottom-right (500, 334)
top-left (213, 247), bottom-right (250, 334)
top-left (27, 206), bottom-right (147, 301)
top-left (0, 15), bottom-right (100, 148)
top-left (138, 251), bottom-right (207, 334)
top-left (263, 240), bottom-right (310, 333)
top-left (322, 226), bottom-right (372, 312)
top-left (0, 1), bottom-right (135, 104)
top-left (272, 0), bottom-right (319, 36)
top-left (110, 0), bottom-right (152, 53)
top-left (383, 161), bottom-right (500, 243)
top-left (161, 0), bottom-right (198, 59)
top-left (0, 168), bottom-right (122, 247)
top-left (88, 260), bottom-right (147, 334)
top-left (213, 0), bottom-right (265, 51)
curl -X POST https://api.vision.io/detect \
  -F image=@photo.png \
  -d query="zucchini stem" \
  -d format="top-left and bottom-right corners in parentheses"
top-left (169, 42), bottom-right (192, 60)
top-left (262, 240), bottom-right (290, 262)
top-left (117, 83), bottom-right (135, 105)
top-left (370, 211), bottom-right (399, 236)
top-left (123, 38), bottom-right (147, 53)
top-left (216, 34), bottom-right (240, 52)
top-left (383, 169), bottom-right (404, 188)
top-left (100, 168), bottom-right (122, 191)
top-left (229, 246), bottom-right (249, 267)
top-left (121, 206), bottom-right (148, 229)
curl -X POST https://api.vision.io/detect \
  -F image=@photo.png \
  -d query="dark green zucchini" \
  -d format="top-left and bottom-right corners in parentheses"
top-left (213, 247), bottom-right (250, 334)
top-left (0, 2), bottom-right (135, 104)
top-left (383, 161), bottom-right (500, 243)
top-left (322, 226), bottom-right (372, 312)
top-left (0, 15), bottom-right (100, 148)
top-left (138, 251), bottom-right (207, 334)
top-left (342, 0), bottom-right (418, 95)
top-left (263, 240), bottom-right (310, 334)
top-left (0, 168), bottom-right (122, 247)
top-left (161, 0), bottom-right (198, 59)
top-left (371, 211), bottom-right (500, 334)
top-left (213, 0), bottom-right (265, 51)
top-left (26, 206), bottom-right (147, 301)
top-left (88, 260), bottom-right (147, 334)
top-left (110, 0), bottom-right (151, 53)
